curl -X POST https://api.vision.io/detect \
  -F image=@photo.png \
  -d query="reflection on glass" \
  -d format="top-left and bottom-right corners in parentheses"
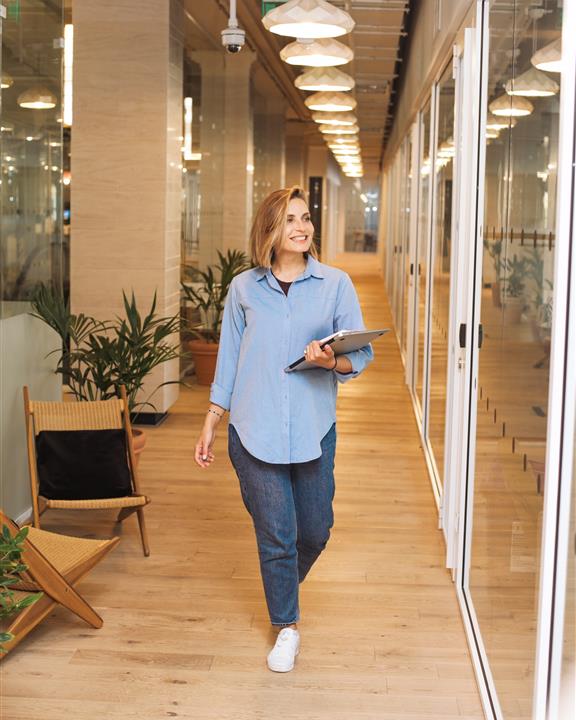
top-left (401, 136), bottom-right (412, 359)
top-left (428, 65), bottom-right (455, 483)
top-left (1, 0), bottom-right (64, 318)
top-left (470, 1), bottom-right (562, 716)
top-left (415, 102), bottom-right (431, 408)
top-left (182, 57), bottom-right (201, 267)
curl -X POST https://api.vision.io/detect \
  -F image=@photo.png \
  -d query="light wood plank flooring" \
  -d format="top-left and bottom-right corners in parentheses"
top-left (1, 253), bottom-right (484, 720)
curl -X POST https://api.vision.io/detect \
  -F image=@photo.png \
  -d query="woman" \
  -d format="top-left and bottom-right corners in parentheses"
top-left (194, 186), bottom-right (373, 672)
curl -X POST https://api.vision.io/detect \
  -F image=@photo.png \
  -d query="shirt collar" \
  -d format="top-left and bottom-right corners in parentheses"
top-left (255, 254), bottom-right (325, 282)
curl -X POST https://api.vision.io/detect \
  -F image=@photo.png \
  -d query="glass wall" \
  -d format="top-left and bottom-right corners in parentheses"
top-left (1, 0), bottom-right (64, 317)
top-left (428, 65), bottom-right (455, 483)
top-left (415, 102), bottom-right (431, 412)
top-left (399, 137), bottom-right (412, 359)
top-left (558, 424), bottom-right (575, 717)
top-left (468, 1), bottom-right (562, 716)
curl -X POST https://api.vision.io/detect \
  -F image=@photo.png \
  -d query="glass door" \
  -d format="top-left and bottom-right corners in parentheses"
top-left (460, 1), bottom-right (564, 717)
top-left (427, 62), bottom-right (456, 488)
top-left (413, 101), bottom-right (432, 419)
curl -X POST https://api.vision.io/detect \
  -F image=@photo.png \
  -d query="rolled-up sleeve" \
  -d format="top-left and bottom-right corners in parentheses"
top-left (333, 273), bottom-right (374, 384)
top-left (210, 279), bottom-right (245, 410)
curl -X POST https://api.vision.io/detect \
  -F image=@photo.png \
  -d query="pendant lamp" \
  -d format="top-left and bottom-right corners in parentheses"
top-left (331, 147), bottom-right (360, 155)
top-left (331, 144), bottom-right (360, 153)
top-left (489, 93), bottom-right (533, 117)
top-left (263, 0), bottom-right (354, 39)
top-left (17, 86), bottom-right (57, 109)
top-left (319, 123), bottom-right (359, 134)
top-left (328, 136), bottom-right (359, 145)
top-left (305, 91), bottom-right (356, 112)
top-left (505, 67), bottom-right (559, 97)
top-left (295, 67), bottom-right (354, 92)
top-left (531, 38), bottom-right (562, 73)
top-left (486, 114), bottom-right (517, 131)
top-left (280, 38), bottom-right (353, 67)
top-left (312, 110), bottom-right (356, 125)
top-left (1, 73), bottom-right (13, 89)
top-left (329, 142), bottom-right (360, 151)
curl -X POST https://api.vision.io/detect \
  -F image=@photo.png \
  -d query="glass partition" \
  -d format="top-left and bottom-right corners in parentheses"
top-left (428, 64), bottom-right (455, 484)
top-left (1, 0), bottom-right (64, 317)
top-left (415, 102), bottom-right (431, 411)
top-left (400, 136), bottom-right (412, 359)
top-left (469, 1), bottom-right (562, 716)
top-left (558, 423), bottom-right (575, 717)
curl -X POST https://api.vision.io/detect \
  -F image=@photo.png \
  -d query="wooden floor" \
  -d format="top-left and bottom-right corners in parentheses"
top-left (1, 253), bottom-right (484, 720)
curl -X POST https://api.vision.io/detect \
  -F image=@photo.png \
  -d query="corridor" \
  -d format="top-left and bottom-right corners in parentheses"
top-left (1, 254), bottom-right (484, 719)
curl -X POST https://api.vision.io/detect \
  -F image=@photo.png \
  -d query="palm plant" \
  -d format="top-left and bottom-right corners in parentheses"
top-left (181, 249), bottom-right (250, 343)
top-left (500, 254), bottom-right (529, 299)
top-left (1, 525), bottom-right (42, 653)
top-left (30, 286), bottom-right (182, 413)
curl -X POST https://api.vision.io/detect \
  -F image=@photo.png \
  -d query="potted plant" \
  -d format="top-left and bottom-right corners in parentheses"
top-left (30, 287), bottom-right (182, 460)
top-left (181, 249), bottom-right (250, 385)
top-left (483, 236), bottom-right (503, 307)
top-left (500, 253), bottom-right (529, 323)
top-left (1, 524), bottom-right (42, 654)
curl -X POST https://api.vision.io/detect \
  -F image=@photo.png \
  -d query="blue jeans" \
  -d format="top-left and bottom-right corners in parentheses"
top-left (228, 422), bottom-right (337, 626)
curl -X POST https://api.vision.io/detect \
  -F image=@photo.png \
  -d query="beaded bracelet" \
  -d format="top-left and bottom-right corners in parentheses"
top-left (207, 408), bottom-right (224, 418)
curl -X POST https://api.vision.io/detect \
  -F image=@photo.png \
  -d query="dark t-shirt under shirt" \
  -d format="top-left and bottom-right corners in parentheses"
top-left (272, 274), bottom-right (292, 296)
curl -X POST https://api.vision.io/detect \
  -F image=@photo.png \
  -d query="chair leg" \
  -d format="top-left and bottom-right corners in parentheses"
top-left (116, 506), bottom-right (139, 523)
top-left (136, 507), bottom-right (150, 557)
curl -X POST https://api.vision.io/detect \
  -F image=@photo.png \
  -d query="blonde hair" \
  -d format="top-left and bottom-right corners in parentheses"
top-left (249, 186), bottom-right (319, 268)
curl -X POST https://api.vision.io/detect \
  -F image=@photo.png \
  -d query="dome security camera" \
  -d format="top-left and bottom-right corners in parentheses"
top-left (221, 25), bottom-right (245, 54)
top-left (222, 0), bottom-right (245, 55)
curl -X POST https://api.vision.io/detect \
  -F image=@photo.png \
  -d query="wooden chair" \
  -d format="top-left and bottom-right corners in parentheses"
top-left (0, 510), bottom-right (120, 658)
top-left (23, 386), bottom-right (151, 556)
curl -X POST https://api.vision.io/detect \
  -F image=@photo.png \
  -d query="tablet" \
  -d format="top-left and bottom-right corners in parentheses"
top-left (284, 328), bottom-right (389, 372)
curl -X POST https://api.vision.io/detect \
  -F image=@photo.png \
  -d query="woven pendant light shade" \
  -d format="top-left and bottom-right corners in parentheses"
top-left (319, 123), bottom-right (359, 134)
top-left (17, 86), bottom-right (57, 109)
top-left (311, 110), bottom-right (356, 125)
top-left (489, 93), bottom-right (533, 117)
top-left (295, 67), bottom-right (355, 92)
top-left (305, 91), bottom-right (356, 112)
top-left (531, 38), bottom-right (562, 73)
top-left (280, 38), bottom-right (353, 67)
top-left (263, 0), bottom-right (354, 39)
top-left (505, 67), bottom-right (559, 97)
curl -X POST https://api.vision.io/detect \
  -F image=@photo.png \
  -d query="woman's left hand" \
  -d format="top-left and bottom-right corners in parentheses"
top-left (304, 340), bottom-right (337, 370)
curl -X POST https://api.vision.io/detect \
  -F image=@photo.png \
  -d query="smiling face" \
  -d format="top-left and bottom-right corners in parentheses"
top-left (278, 197), bottom-right (314, 257)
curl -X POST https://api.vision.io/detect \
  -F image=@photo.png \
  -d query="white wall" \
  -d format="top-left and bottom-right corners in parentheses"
top-left (0, 312), bottom-right (61, 521)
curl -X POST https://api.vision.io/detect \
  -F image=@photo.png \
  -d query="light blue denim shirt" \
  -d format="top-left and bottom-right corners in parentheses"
top-left (210, 255), bottom-right (374, 464)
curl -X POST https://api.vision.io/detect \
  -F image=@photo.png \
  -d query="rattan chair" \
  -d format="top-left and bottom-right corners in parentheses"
top-left (23, 386), bottom-right (151, 556)
top-left (0, 509), bottom-right (120, 657)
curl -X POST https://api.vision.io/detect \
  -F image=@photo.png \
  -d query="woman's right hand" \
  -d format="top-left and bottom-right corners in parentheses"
top-left (194, 423), bottom-right (217, 468)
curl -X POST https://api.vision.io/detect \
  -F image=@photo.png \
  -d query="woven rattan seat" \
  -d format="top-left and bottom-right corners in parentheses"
top-left (0, 510), bottom-right (119, 658)
top-left (24, 386), bottom-right (151, 556)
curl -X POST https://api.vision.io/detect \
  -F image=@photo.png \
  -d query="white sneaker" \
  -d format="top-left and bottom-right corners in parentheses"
top-left (267, 628), bottom-right (300, 672)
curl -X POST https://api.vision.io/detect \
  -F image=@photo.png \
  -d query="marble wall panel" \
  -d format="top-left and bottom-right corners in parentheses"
top-left (73, 0), bottom-right (183, 413)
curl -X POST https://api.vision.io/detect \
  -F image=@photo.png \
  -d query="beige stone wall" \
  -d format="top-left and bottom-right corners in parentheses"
top-left (72, 0), bottom-right (183, 413)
